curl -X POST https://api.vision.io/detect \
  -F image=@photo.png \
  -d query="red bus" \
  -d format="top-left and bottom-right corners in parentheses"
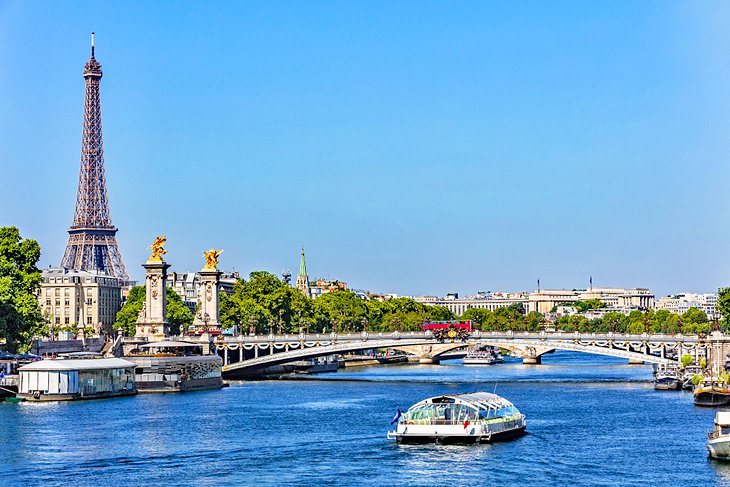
top-left (422, 320), bottom-right (473, 332)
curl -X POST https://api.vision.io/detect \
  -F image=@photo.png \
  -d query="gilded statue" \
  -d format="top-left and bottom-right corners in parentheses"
top-left (149, 235), bottom-right (167, 262)
top-left (203, 248), bottom-right (223, 270)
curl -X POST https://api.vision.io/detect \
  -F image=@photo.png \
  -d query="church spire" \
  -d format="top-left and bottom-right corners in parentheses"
top-left (299, 246), bottom-right (307, 277)
top-left (296, 247), bottom-right (310, 298)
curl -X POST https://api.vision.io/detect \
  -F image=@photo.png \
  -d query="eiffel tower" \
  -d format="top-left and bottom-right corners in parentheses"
top-left (60, 33), bottom-right (130, 284)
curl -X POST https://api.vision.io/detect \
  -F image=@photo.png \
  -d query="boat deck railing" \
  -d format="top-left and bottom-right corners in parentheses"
top-left (403, 414), bottom-right (524, 427)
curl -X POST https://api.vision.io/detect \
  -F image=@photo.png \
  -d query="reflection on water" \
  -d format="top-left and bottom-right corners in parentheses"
top-left (0, 351), bottom-right (725, 486)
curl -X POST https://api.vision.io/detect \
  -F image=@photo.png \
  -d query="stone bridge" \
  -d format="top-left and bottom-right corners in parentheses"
top-left (198, 330), bottom-right (730, 378)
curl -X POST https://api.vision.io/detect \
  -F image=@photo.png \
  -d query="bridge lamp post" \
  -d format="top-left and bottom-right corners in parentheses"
top-left (278, 310), bottom-right (283, 335)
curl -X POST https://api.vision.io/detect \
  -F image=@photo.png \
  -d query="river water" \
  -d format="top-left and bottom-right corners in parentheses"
top-left (2, 351), bottom-right (730, 486)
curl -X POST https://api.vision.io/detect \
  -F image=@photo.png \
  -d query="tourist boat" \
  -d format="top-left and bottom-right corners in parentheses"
top-left (654, 365), bottom-right (681, 391)
top-left (708, 412), bottom-right (730, 460)
top-left (463, 347), bottom-right (504, 366)
top-left (694, 378), bottom-right (730, 407)
top-left (387, 392), bottom-right (526, 444)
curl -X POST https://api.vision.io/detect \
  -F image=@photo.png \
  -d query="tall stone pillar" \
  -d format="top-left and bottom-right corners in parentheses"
top-left (193, 249), bottom-right (224, 333)
top-left (193, 268), bottom-right (222, 333)
top-left (136, 238), bottom-right (171, 340)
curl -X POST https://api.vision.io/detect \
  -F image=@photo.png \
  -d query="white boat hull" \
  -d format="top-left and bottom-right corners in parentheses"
top-left (709, 436), bottom-right (730, 460)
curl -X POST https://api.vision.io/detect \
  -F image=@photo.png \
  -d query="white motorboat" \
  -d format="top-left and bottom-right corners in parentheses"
top-left (708, 412), bottom-right (730, 460)
top-left (463, 347), bottom-right (504, 366)
top-left (387, 392), bottom-right (526, 444)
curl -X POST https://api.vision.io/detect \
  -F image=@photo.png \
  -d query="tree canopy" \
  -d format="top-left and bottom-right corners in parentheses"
top-left (114, 286), bottom-right (194, 336)
top-left (0, 227), bottom-right (43, 352)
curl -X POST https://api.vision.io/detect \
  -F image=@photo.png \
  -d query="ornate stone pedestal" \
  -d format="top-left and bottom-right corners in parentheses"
top-left (192, 268), bottom-right (222, 333)
top-left (135, 259), bottom-right (171, 340)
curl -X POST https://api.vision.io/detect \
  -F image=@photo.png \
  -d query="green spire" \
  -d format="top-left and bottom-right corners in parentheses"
top-left (299, 246), bottom-right (307, 277)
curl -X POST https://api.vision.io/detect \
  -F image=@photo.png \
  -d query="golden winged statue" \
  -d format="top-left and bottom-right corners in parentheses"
top-left (203, 248), bottom-right (223, 270)
top-left (149, 235), bottom-right (168, 262)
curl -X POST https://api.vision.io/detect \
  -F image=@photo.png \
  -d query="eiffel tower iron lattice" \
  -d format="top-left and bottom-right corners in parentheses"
top-left (60, 33), bottom-right (130, 284)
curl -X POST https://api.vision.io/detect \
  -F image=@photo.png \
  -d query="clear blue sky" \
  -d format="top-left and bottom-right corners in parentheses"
top-left (1, 1), bottom-right (729, 297)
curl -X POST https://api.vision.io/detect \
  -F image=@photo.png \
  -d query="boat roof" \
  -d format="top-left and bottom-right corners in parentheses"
top-left (139, 340), bottom-right (201, 348)
top-left (19, 358), bottom-right (136, 372)
top-left (409, 392), bottom-right (516, 410)
top-left (717, 412), bottom-right (730, 426)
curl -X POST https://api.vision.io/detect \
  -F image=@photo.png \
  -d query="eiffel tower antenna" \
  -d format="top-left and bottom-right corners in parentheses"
top-left (60, 33), bottom-right (130, 284)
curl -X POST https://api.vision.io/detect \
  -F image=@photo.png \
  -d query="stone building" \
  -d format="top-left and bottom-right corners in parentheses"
top-left (654, 293), bottom-right (720, 320)
top-left (167, 271), bottom-right (239, 312)
top-left (38, 267), bottom-right (122, 334)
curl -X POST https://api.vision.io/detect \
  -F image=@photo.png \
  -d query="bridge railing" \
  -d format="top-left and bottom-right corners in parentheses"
top-left (210, 329), bottom-right (709, 344)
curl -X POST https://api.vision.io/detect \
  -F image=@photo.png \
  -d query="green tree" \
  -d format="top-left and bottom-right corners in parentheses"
top-left (719, 287), bottom-right (730, 327)
top-left (0, 227), bottom-right (43, 352)
top-left (114, 286), bottom-right (193, 336)
top-left (682, 307), bottom-right (708, 325)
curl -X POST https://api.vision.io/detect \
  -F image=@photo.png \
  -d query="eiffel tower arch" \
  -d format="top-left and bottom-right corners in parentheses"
top-left (60, 33), bottom-right (130, 284)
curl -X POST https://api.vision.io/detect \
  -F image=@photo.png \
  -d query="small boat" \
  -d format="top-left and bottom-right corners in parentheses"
top-left (708, 412), bottom-right (730, 460)
top-left (463, 347), bottom-right (504, 366)
top-left (694, 379), bottom-right (730, 407)
top-left (681, 365), bottom-right (704, 391)
top-left (387, 392), bottom-right (526, 444)
top-left (654, 366), bottom-right (681, 391)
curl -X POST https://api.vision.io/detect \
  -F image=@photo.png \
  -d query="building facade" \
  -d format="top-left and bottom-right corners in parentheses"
top-left (527, 287), bottom-right (654, 314)
top-left (654, 293), bottom-right (720, 320)
top-left (415, 287), bottom-right (654, 317)
top-left (38, 267), bottom-right (122, 335)
top-left (414, 292), bottom-right (529, 316)
top-left (167, 271), bottom-right (239, 311)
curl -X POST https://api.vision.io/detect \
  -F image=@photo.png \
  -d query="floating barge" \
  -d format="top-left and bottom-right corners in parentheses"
top-left (126, 341), bottom-right (224, 393)
top-left (388, 392), bottom-right (526, 444)
top-left (17, 357), bottom-right (137, 401)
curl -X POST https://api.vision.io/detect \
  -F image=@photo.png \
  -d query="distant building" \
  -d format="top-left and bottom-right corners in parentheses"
top-left (414, 287), bottom-right (653, 316)
top-left (167, 271), bottom-right (239, 312)
top-left (416, 291), bottom-right (529, 316)
top-left (528, 287), bottom-right (653, 314)
top-left (296, 247), bottom-right (311, 298)
top-left (654, 293), bottom-right (720, 320)
top-left (310, 278), bottom-right (348, 299)
top-left (38, 267), bottom-right (123, 335)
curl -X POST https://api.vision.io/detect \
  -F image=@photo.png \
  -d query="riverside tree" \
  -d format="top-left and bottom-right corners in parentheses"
top-left (0, 226), bottom-right (43, 352)
top-left (114, 286), bottom-right (194, 336)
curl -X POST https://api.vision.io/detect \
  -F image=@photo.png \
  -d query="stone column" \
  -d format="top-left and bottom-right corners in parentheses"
top-left (135, 259), bottom-right (171, 340)
top-left (193, 268), bottom-right (222, 333)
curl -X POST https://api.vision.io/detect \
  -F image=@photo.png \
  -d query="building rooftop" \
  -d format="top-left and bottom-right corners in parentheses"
top-left (19, 358), bottom-right (136, 371)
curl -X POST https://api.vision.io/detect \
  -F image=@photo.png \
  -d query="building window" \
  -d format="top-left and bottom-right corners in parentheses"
top-left (64, 288), bottom-right (70, 296)
top-left (55, 288), bottom-right (60, 296)
top-left (45, 299), bottom-right (51, 305)
top-left (87, 316), bottom-right (92, 324)
top-left (64, 299), bottom-right (70, 306)
top-left (64, 317), bottom-right (69, 324)
top-left (55, 299), bottom-right (60, 306)
top-left (55, 317), bottom-right (60, 324)
top-left (45, 289), bottom-right (51, 296)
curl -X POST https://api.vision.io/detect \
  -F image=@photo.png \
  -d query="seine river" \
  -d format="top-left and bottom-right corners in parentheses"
top-left (2, 351), bottom-right (730, 486)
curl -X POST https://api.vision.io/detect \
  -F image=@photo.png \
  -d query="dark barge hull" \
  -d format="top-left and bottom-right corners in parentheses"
top-left (694, 392), bottom-right (730, 407)
top-left (396, 425), bottom-right (526, 445)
